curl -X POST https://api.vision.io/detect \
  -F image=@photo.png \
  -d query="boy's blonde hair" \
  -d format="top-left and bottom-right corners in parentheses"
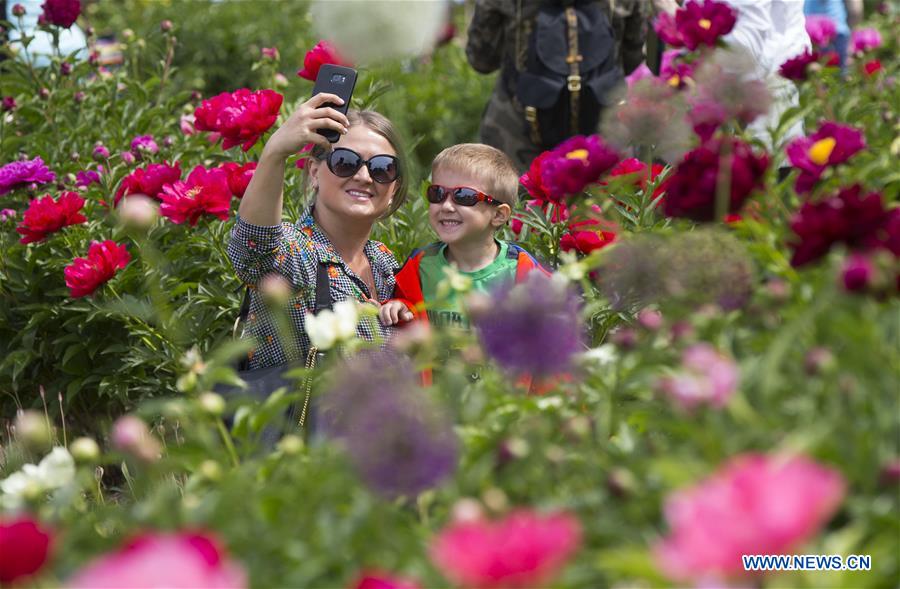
top-left (432, 144), bottom-right (519, 207)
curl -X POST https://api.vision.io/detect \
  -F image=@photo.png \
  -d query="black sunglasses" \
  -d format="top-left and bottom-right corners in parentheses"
top-left (325, 148), bottom-right (400, 184)
top-left (426, 184), bottom-right (503, 207)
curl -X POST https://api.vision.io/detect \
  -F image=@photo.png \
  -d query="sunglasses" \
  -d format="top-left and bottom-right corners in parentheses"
top-left (426, 184), bottom-right (503, 207)
top-left (325, 148), bottom-right (400, 184)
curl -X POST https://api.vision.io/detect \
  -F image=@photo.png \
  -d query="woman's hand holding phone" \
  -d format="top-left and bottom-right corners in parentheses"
top-left (262, 93), bottom-right (350, 160)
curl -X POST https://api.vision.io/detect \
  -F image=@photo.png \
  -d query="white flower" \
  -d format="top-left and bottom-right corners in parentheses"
top-left (0, 447), bottom-right (75, 511)
top-left (306, 299), bottom-right (360, 350)
top-left (310, 0), bottom-right (447, 64)
top-left (581, 344), bottom-right (618, 366)
top-left (36, 446), bottom-right (76, 489)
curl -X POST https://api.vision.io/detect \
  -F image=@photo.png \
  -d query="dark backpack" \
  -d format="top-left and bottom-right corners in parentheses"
top-left (504, 0), bottom-right (623, 150)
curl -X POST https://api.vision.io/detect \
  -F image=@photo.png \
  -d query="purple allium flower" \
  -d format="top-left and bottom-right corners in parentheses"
top-left (779, 49), bottom-right (820, 81)
top-left (321, 351), bottom-right (458, 498)
top-left (130, 134), bottom-right (159, 157)
top-left (92, 143), bottom-right (110, 160)
top-left (474, 274), bottom-right (583, 378)
top-left (2, 96), bottom-right (17, 112)
top-left (75, 167), bottom-right (102, 188)
top-left (538, 135), bottom-right (620, 198)
top-left (785, 121), bottom-right (866, 193)
top-left (656, 343), bottom-right (739, 410)
top-left (675, 0), bottom-right (737, 51)
top-left (805, 15), bottom-right (837, 48)
top-left (850, 28), bottom-right (883, 54)
top-left (0, 157), bottom-right (56, 195)
top-left (688, 50), bottom-right (772, 138)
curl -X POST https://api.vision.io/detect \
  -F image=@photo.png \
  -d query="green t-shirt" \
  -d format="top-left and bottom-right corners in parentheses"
top-left (419, 240), bottom-right (518, 330)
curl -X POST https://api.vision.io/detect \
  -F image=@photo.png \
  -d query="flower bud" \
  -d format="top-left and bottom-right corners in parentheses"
top-left (1, 96), bottom-right (16, 112)
top-left (0, 208), bottom-right (17, 222)
top-left (14, 410), bottom-right (51, 449)
top-left (199, 460), bottom-right (222, 481)
top-left (804, 347), bottom-right (835, 376)
top-left (39, 88), bottom-right (50, 100)
top-left (118, 195), bottom-right (159, 229)
top-left (70, 151), bottom-right (79, 162)
top-left (450, 498), bottom-right (484, 523)
top-left (111, 415), bottom-right (162, 463)
top-left (122, 28), bottom-right (135, 42)
top-left (160, 20), bottom-right (173, 33)
top-left (606, 467), bottom-right (638, 498)
top-left (481, 487), bottom-right (508, 513)
top-left (11, 3), bottom-right (26, 17)
top-left (261, 47), bottom-right (279, 61)
top-left (277, 434), bottom-right (304, 455)
top-left (70, 437), bottom-right (101, 462)
top-left (92, 143), bottom-right (110, 160)
top-left (85, 26), bottom-right (95, 38)
top-left (273, 73), bottom-right (289, 88)
top-left (198, 392), bottom-right (226, 417)
top-left (60, 62), bottom-right (73, 76)
top-left (120, 151), bottom-right (136, 165)
top-left (637, 308), bottom-right (663, 331)
top-left (73, 91), bottom-right (85, 103)
top-left (879, 459), bottom-right (900, 487)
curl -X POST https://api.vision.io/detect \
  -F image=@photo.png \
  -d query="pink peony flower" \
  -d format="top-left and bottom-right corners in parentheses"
top-left (115, 161), bottom-right (182, 206)
top-left (180, 114), bottom-right (197, 136)
top-left (130, 134), bottom-right (159, 157)
top-left (110, 415), bottom-right (162, 462)
top-left (538, 135), bottom-right (620, 199)
top-left (662, 138), bottom-right (769, 222)
top-left (660, 52), bottom-right (695, 89)
top-left (40, 0), bottom-right (80, 28)
top-left (64, 240), bottom-right (130, 298)
top-left (159, 165), bottom-right (232, 226)
top-left (657, 343), bottom-right (739, 410)
top-left (779, 49), bottom-right (821, 81)
top-left (675, 0), bottom-right (737, 51)
top-left (430, 509), bottom-right (582, 588)
top-left (193, 89), bottom-right (283, 152)
top-left (0, 157), bottom-right (56, 195)
top-left (785, 121), bottom-right (866, 193)
top-left (297, 40), bottom-right (351, 81)
top-left (351, 571), bottom-right (422, 589)
top-left (219, 161), bottom-right (257, 199)
top-left (805, 15), bottom-right (837, 48)
top-left (654, 453), bottom-right (845, 583)
top-left (608, 157), bottom-right (666, 201)
top-left (16, 191), bottom-right (87, 244)
top-left (788, 185), bottom-right (897, 267)
top-left (92, 143), bottom-right (110, 160)
top-left (0, 517), bottom-right (53, 585)
top-left (66, 531), bottom-right (247, 588)
top-left (261, 46), bottom-right (279, 61)
top-left (850, 28), bottom-right (883, 54)
top-left (75, 167), bottom-right (102, 188)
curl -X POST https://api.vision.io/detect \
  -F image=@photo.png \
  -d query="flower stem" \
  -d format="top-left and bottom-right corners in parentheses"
top-left (216, 419), bottom-right (240, 468)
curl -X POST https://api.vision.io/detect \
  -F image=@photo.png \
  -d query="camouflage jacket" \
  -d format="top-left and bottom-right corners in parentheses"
top-left (466, 0), bottom-right (647, 78)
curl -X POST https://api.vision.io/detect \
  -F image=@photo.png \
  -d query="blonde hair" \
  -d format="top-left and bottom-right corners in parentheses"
top-left (431, 143), bottom-right (519, 207)
top-left (311, 109), bottom-right (409, 216)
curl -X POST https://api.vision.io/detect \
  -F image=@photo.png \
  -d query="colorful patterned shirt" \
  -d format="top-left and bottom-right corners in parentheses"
top-left (226, 207), bottom-right (398, 369)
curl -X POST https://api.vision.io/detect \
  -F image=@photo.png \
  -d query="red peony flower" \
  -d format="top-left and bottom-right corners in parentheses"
top-left (779, 49), bottom-right (820, 81)
top-left (674, 0), bottom-right (737, 51)
top-left (296, 40), bottom-right (351, 81)
top-left (662, 138), bottom-right (769, 222)
top-left (654, 453), bottom-right (845, 583)
top-left (114, 162), bottom-right (182, 206)
top-left (785, 121), bottom-right (866, 193)
top-left (219, 161), bottom-right (257, 199)
top-left (159, 165), bottom-right (232, 226)
top-left (64, 240), bottom-right (130, 298)
top-left (351, 571), bottom-right (422, 589)
top-left (520, 152), bottom-right (554, 202)
top-left (560, 220), bottom-right (617, 254)
top-left (40, 0), bottom-right (80, 28)
top-left (430, 509), bottom-right (582, 588)
top-left (0, 517), bottom-right (53, 585)
top-left (788, 184), bottom-right (897, 267)
top-left (295, 142), bottom-right (315, 170)
top-left (539, 135), bottom-right (620, 199)
top-left (16, 191), bottom-right (87, 244)
top-left (863, 59), bottom-right (883, 76)
top-left (193, 89), bottom-right (283, 152)
top-left (609, 158), bottom-right (666, 193)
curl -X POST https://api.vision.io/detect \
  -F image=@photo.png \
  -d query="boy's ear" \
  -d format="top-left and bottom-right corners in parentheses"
top-left (492, 203), bottom-right (513, 227)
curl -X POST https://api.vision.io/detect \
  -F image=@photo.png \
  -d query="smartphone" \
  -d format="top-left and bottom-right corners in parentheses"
top-left (311, 64), bottom-right (357, 143)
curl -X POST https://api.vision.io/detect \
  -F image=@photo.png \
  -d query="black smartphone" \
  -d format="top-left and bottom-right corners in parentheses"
top-left (311, 64), bottom-right (357, 143)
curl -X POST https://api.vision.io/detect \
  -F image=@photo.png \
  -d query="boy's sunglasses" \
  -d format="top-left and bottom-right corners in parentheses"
top-left (426, 184), bottom-right (502, 207)
top-left (325, 148), bottom-right (400, 184)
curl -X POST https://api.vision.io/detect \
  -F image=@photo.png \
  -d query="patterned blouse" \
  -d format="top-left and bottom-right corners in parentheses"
top-left (226, 207), bottom-right (398, 369)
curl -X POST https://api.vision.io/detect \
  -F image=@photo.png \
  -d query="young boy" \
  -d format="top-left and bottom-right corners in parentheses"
top-left (379, 143), bottom-right (548, 331)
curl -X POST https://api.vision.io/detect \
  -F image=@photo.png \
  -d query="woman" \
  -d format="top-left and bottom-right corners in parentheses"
top-left (227, 93), bottom-right (408, 368)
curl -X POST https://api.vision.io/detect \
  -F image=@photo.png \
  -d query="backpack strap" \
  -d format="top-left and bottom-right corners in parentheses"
top-left (314, 262), bottom-right (333, 312)
top-left (564, 6), bottom-right (583, 136)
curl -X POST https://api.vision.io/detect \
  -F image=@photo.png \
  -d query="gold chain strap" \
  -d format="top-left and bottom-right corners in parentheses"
top-left (297, 346), bottom-right (318, 429)
top-left (565, 6), bottom-right (583, 136)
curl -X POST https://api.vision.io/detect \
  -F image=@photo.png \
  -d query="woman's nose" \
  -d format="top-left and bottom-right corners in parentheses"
top-left (352, 162), bottom-right (373, 184)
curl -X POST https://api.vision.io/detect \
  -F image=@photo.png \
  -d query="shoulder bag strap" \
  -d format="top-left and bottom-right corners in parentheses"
top-left (565, 5), bottom-right (583, 135)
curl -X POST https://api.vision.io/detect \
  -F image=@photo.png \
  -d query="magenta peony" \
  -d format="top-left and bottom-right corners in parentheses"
top-left (850, 28), bottom-right (883, 54)
top-left (16, 191), bottom-right (87, 244)
top-left (785, 121), bottom-right (866, 193)
top-left (0, 517), bottom-right (53, 585)
top-left (66, 531), bottom-right (246, 588)
top-left (779, 49), bottom-right (821, 81)
top-left (654, 453), bottom-right (845, 583)
top-left (64, 240), bottom-right (130, 298)
top-left (130, 134), bottom-right (159, 157)
top-left (193, 89), bottom-right (283, 152)
top-left (40, 0), bottom-right (80, 28)
top-left (159, 165), bottom-right (232, 226)
top-left (115, 162), bottom-right (182, 206)
top-left (0, 157), bottom-right (56, 195)
top-left (297, 40), bottom-right (351, 81)
top-left (351, 571), bottom-right (422, 589)
top-left (219, 161), bottom-right (257, 199)
top-left (430, 509), bottom-right (582, 588)
top-left (805, 15), bottom-right (838, 48)
top-left (662, 138), bottom-right (769, 222)
top-left (653, 11), bottom-right (684, 48)
top-left (538, 135), bottom-right (620, 199)
top-left (674, 0), bottom-right (737, 50)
